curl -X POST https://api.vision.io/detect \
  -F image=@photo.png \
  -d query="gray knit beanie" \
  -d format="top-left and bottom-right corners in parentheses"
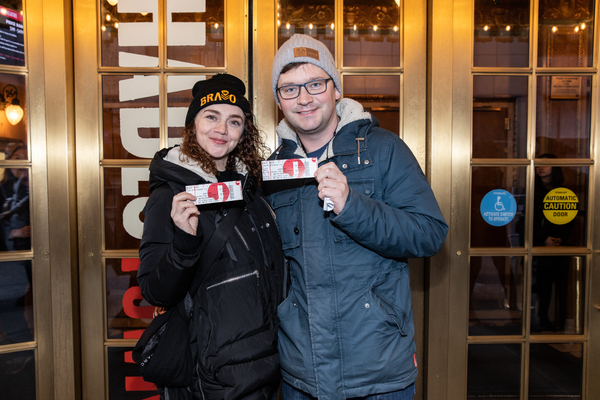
top-left (272, 34), bottom-right (342, 105)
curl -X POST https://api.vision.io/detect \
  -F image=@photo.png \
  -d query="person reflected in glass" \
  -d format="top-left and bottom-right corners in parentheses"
top-left (532, 153), bottom-right (573, 332)
top-left (0, 143), bottom-right (34, 374)
top-left (1, 144), bottom-right (30, 251)
top-left (137, 74), bottom-right (285, 399)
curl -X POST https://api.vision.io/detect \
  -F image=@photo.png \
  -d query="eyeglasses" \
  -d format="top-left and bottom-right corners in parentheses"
top-left (276, 78), bottom-right (332, 100)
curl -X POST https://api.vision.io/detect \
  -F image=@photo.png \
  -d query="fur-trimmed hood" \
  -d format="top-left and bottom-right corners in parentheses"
top-left (148, 146), bottom-right (248, 193)
top-left (275, 98), bottom-right (372, 162)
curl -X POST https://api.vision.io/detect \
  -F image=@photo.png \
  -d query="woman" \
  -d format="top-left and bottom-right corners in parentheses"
top-left (137, 74), bottom-right (285, 399)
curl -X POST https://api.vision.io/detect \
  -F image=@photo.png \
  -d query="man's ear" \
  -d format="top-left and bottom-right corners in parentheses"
top-left (335, 89), bottom-right (341, 101)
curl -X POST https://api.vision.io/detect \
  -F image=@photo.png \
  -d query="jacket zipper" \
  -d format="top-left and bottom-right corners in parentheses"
top-left (259, 196), bottom-right (277, 221)
top-left (234, 225), bottom-right (250, 251)
top-left (206, 270), bottom-right (259, 290)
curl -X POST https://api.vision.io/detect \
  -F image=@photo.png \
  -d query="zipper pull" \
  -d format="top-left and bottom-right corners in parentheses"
top-left (356, 137), bottom-right (364, 164)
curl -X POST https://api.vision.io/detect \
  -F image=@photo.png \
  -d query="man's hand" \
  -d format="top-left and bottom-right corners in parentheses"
top-left (315, 162), bottom-right (349, 215)
top-left (171, 192), bottom-right (200, 235)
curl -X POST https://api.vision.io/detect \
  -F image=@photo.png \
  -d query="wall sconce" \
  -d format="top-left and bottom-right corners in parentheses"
top-left (348, 24), bottom-right (359, 40)
top-left (325, 23), bottom-right (334, 38)
top-left (0, 85), bottom-right (23, 125)
top-left (281, 22), bottom-right (294, 37)
top-left (368, 25), bottom-right (380, 41)
top-left (305, 22), bottom-right (317, 37)
top-left (210, 22), bottom-right (223, 40)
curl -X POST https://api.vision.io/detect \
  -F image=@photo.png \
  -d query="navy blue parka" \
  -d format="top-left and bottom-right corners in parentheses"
top-left (265, 98), bottom-right (448, 399)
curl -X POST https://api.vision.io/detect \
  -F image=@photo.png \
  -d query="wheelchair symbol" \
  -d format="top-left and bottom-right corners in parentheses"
top-left (494, 196), bottom-right (505, 211)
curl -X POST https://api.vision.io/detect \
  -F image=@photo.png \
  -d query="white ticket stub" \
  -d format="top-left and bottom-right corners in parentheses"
top-left (185, 181), bottom-right (243, 205)
top-left (262, 158), bottom-right (319, 181)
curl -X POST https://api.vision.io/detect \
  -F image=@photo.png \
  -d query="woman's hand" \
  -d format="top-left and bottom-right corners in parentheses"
top-left (545, 236), bottom-right (562, 246)
top-left (171, 192), bottom-right (200, 236)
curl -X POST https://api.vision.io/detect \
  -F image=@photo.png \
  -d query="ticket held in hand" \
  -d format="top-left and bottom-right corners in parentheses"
top-left (262, 158), bottom-right (334, 211)
top-left (186, 181), bottom-right (243, 205)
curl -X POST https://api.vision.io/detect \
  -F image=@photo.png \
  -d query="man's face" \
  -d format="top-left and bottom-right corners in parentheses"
top-left (277, 63), bottom-right (341, 140)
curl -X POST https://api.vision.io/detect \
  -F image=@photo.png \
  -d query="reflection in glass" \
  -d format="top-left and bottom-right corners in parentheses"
top-left (538, 0), bottom-right (594, 68)
top-left (531, 256), bottom-right (585, 335)
top-left (0, 260), bottom-right (33, 344)
top-left (102, 75), bottom-right (160, 160)
top-left (167, 75), bottom-right (208, 143)
top-left (343, 75), bottom-right (399, 135)
top-left (0, 3), bottom-right (25, 68)
top-left (536, 76), bottom-right (591, 158)
top-left (343, 0), bottom-right (400, 67)
top-left (104, 168), bottom-right (150, 251)
top-left (469, 256), bottom-right (523, 336)
top-left (106, 258), bottom-right (152, 340)
top-left (277, 0), bottom-right (335, 55)
top-left (0, 350), bottom-right (35, 396)
top-left (473, 75), bottom-right (528, 159)
top-left (473, 0), bottom-right (530, 68)
top-left (0, 73), bottom-right (27, 144)
top-left (108, 347), bottom-right (158, 399)
top-left (167, 0), bottom-right (225, 68)
top-left (529, 343), bottom-right (582, 399)
top-left (467, 344), bottom-right (521, 399)
top-left (101, 0), bottom-right (158, 67)
top-left (0, 151), bottom-right (30, 253)
top-left (471, 166), bottom-right (526, 248)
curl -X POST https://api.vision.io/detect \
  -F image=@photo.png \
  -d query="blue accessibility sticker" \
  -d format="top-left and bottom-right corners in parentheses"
top-left (480, 189), bottom-right (517, 227)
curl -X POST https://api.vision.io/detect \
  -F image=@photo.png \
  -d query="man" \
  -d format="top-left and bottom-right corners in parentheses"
top-left (265, 34), bottom-right (448, 400)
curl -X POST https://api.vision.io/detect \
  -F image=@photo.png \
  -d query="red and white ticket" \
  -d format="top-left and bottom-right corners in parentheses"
top-left (186, 181), bottom-right (243, 205)
top-left (261, 158), bottom-right (319, 181)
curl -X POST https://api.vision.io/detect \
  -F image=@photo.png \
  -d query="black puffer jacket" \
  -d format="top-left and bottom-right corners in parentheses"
top-left (138, 147), bottom-right (285, 400)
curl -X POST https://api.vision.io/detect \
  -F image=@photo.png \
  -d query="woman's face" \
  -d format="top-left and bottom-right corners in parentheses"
top-left (536, 165), bottom-right (552, 178)
top-left (9, 147), bottom-right (28, 180)
top-left (193, 104), bottom-right (245, 171)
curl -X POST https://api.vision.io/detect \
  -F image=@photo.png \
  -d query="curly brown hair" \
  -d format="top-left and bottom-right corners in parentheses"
top-left (179, 112), bottom-right (269, 185)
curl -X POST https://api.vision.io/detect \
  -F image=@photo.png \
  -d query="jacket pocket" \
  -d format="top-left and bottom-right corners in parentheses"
top-left (368, 287), bottom-right (408, 336)
top-left (269, 191), bottom-right (300, 250)
top-left (367, 267), bottom-right (411, 336)
top-left (333, 179), bottom-right (375, 243)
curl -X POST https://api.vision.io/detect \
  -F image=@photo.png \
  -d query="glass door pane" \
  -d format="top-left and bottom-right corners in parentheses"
top-left (467, 1), bottom-right (594, 398)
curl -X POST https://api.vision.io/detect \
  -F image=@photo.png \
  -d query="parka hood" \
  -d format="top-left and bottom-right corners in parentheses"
top-left (275, 98), bottom-right (374, 162)
top-left (148, 146), bottom-right (247, 193)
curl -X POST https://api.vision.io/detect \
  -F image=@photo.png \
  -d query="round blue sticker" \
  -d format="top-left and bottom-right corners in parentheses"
top-left (480, 189), bottom-right (517, 227)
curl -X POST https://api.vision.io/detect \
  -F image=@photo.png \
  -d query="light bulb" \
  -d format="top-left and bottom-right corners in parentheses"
top-left (6, 104), bottom-right (23, 125)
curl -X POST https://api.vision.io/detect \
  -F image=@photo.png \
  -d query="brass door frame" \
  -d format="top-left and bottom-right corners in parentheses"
top-left (429, 0), bottom-right (600, 398)
top-left (74, 0), bottom-right (248, 399)
top-left (15, 0), bottom-right (80, 399)
top-left (255, 1), bottom-right (430, 398)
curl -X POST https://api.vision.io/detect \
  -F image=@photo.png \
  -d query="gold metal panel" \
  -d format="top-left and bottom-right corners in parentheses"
top-left (427, 0), bottom-right (461, 399)
top-left (254, 0), bottom-right (278, 150)
top-left (587, 61), bottom-right (600, 400)
top-left (24, 0), bottom-right (55, 397)
top-left (42, 0), bottom-right (80, 398)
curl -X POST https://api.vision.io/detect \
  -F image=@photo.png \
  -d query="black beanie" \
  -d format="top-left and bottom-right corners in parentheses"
top-left (184, 73), bottom-right (252, 127)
